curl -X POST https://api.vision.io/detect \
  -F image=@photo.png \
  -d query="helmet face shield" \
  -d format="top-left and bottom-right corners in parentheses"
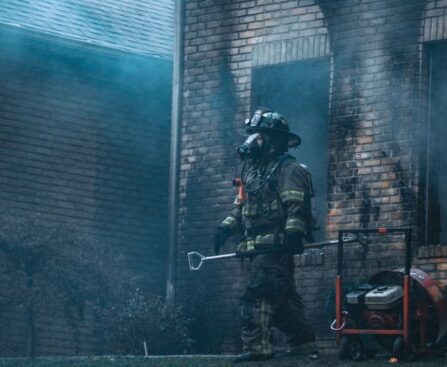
top-left (248, 109), bottom-right (265, 128)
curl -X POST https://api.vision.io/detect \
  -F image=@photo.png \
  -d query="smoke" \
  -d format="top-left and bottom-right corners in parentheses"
top-left (0, 2), bottom-right (177, 316)
top-left (0, 0), bottom-right (175, 355)
top-left (318, 0), bottom-right (428, 232)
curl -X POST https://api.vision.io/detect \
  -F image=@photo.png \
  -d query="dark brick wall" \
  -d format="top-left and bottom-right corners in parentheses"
top-left (177, 0), bottom-right (447, 353)
top-left (0, 29), bottom-right (172, 355)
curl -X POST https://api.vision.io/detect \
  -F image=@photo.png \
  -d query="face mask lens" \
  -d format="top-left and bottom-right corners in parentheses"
top-left (236, 133), bottom-right (261, 159)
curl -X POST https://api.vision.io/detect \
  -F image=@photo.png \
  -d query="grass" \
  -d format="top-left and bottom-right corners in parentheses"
top-left (0, 355), bottom-right (446, 367)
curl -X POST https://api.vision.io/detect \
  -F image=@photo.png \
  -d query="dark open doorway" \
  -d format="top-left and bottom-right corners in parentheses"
top-left (251, 59), bottom-right (331, 241)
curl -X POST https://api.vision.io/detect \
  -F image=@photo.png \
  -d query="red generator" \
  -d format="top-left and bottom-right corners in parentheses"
top-left (333, 228), bottom-right (447, 361)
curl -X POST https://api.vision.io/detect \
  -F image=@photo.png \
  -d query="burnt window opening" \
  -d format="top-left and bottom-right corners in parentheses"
top-left (251, 59), bottom-right (331, 242)
top-left (425, 44), bottom-right (447, 246)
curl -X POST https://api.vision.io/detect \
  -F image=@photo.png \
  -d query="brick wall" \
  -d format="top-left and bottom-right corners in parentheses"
top-left (177, 0), bottom-right (447, 353)
top-left (0, 29), bottom-right (172, 355)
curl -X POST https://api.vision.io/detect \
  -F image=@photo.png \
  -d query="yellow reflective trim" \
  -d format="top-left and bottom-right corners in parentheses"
top-left (237, 241), bottom-right (247, 253)
top-left (246, 240), bottom-right (255, 252)
top-left (260, 301), bottom-right (272, 355)
top-left (285, 218), bottom-right (306, 232)
top-left (242, 204), bottom-right (258, 217)
top-left (242, 201), bottom-right (278, 217)
top-left (233, 196), bottom-right (242, 205)
top-left (222, 216), bottom-right (236, 226)
top-left (280, 189), bottom-right (304, 202)
top-left (237, 239), bottom-right (257, 253)
top-left (254, 233), bottom-right (275, 245)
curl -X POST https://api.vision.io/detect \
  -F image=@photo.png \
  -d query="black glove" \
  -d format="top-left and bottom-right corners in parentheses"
top-left (214, 226), bottom-right (231, 255)
top-left (284, 231), bottom-right (303, 255)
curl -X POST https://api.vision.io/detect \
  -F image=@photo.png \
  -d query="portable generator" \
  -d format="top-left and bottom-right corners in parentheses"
top-left (332, 228), bottom-right (447, 361)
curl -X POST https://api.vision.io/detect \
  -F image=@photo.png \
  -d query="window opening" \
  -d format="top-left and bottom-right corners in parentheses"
top-left (251, 59), bottom-right (331, 242)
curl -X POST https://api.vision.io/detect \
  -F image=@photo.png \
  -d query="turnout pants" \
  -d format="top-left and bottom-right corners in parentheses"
top-left (240, 253), bottom-right (315, 356)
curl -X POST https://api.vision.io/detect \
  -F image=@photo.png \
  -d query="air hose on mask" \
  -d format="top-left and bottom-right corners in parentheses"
top-left (240, 154), bottom-right (289, 195)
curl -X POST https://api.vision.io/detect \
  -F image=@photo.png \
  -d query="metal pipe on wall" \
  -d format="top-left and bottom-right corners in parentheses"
top-left (166, 0), bottom-right (184, 304)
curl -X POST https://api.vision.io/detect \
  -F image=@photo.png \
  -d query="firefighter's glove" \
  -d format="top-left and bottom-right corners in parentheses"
top-left (284, 231), bottom-right (303, 255)
top-left (236, 240), bottom-right (255, 255)
top-left (214, 226), bottom-right (231, 255)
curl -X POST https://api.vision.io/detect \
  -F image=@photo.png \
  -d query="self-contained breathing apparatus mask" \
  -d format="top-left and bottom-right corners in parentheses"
top-left (236, 109), bottom-right (267, 160)
top-left (236, 133), bottom-right (265, 160)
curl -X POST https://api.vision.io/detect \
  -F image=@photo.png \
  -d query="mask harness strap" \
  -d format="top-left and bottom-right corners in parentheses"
top-left (241, 154), bottom-right (289, 195)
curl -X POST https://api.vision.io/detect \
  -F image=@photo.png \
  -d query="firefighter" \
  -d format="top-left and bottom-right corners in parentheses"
top-left (214, 108), bottom-right (317, 363)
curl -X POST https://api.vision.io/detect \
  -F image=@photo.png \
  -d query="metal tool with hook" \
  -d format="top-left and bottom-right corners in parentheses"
top-left (188, 252), bottom-right (239, 271)
top-left (187, 234), bottom-right (369, 271)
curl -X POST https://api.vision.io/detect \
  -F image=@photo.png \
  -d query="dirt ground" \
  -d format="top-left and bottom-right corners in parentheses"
top-left (0, 355), bottom-right (446, 367)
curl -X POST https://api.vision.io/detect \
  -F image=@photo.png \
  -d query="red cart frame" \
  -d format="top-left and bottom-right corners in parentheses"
top-left (335, 228), bottom-right (412, 346)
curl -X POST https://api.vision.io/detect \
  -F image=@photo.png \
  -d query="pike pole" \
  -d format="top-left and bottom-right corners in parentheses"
top-left (187, 234), bottom-right (368, 271)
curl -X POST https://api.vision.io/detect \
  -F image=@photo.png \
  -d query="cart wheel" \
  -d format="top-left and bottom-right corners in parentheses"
top-left (338, 336), bottom-right (364, 361)
top-left (392, 337), bottom-right (416, 362)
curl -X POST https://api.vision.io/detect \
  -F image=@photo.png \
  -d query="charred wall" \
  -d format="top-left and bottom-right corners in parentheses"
top-left (0, 28), bottom-right (172, 355)
top-left (178, 0), bottom-right (447, 353)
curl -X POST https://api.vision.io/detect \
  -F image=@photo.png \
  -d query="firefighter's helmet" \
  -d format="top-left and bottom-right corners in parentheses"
top-left (245, 107), bottom-right (301, 148)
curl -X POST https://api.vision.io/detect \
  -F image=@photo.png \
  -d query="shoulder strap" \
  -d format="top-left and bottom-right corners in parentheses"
top-left (268, 153), bottom-right (293, 178)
